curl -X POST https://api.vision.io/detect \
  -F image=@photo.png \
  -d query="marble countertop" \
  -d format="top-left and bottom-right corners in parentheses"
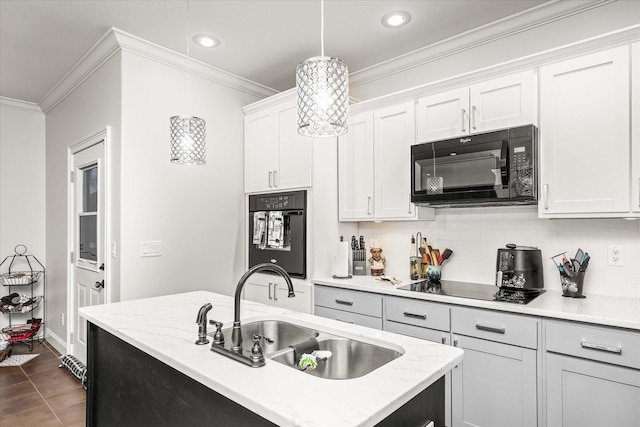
top-left (79, 291), bottom-right (463, 427)
top-left (313, 276), bottom-right (640, 331)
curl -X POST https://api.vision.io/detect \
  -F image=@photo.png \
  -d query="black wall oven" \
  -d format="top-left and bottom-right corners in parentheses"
top-left (248, 190), bottom-right (306, 279)
top-left (411, 125), bottom-right (538, 206)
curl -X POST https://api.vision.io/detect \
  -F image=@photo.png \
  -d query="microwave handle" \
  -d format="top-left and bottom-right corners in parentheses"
top-left (500, 139), bottom-right (509, 188)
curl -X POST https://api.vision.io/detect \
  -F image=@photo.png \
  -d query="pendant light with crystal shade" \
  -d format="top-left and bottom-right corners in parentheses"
top-left (170, 0), bottom-right (206, 165)
top-left (296, 0), bottom-right (349, 138)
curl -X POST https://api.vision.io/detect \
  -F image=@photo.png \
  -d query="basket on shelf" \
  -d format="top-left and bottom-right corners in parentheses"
top-left (0, 271), bottom-right (43, 286)
top-left (0, 295), bottom-right (43, 314)
top-left (2, 319), bottom-right (42, 342)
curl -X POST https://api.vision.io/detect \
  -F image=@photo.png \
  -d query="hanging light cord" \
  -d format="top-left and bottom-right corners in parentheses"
top-left (320, 0), bottom-right (324, 57)
top-left (186, 0), bottom-right (190, 113)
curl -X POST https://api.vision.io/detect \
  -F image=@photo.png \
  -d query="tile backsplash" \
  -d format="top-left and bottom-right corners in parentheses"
top-left (357, 206), bottom-right (640, 299)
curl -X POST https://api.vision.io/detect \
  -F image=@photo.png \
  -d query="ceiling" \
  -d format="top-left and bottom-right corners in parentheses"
top-left (0, 0), bottom-right (550, 105)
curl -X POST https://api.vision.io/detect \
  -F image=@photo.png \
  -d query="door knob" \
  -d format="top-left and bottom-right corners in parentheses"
top-left (94, 280), bottom-right (105, 289)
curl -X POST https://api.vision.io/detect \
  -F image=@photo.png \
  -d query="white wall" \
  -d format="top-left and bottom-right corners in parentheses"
top-left (350, 0), bottom-right (640, 100)
top-left (45, 53), bottom-right (123, 345)
top-left (357, 209), bottom-right (640, 299)
top-left (0, 98), bottom-right (46, 330)
top-left (119, 51), bottom-right (261, 301)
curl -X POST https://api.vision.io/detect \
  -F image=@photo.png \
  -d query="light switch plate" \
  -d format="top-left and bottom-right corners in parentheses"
top-left (140, 240), bottom-right (162, 257)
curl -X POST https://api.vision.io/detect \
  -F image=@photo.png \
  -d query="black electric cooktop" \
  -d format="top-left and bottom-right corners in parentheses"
top-left (397, 280), bottom-right (545, 305)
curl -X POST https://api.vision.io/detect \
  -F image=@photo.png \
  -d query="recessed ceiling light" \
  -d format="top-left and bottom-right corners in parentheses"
top-left (381, 11), bottom-right (412, 28)
top-left (192, 34), bottom-right (220, 48)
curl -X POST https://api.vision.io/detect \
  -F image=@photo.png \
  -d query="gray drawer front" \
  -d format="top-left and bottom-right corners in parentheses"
top-left (385, 320), bottom-right (450, 345)
top-left (545, 320), bottom-right (640, 369)
top-left (314, 285), bottom-right (382, 318)
top-left (314, 306), bottom-right (383, 330)
top-left (385, 296), bottom-right (450, 332)
top-left (451, 306), bottom-right (538, 349)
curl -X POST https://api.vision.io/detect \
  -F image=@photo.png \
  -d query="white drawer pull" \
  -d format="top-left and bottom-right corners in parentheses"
top-left (404, 311), bottom-right (427, 320)
top-left (336, 317), bottom-right (355, 324)
top-left (476, 324), bottom-right (506, 334)
top-left (335, 298), bottom-right (354, 306)
top-left (581, 341), bottom-right (622, 355)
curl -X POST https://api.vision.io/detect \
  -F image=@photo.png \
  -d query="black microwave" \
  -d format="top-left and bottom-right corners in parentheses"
top-left (411, 125), bottom-right (537, 207)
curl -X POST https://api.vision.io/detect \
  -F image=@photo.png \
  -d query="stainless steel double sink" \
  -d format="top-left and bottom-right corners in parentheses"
top-left (217, 319), bottom-right (403, 379)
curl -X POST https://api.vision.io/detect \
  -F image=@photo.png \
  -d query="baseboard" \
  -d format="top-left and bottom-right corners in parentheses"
top-left (45, 327), bottom-right (67, 355)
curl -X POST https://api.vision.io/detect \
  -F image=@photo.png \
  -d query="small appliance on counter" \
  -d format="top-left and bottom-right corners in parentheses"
top-left (495, 243), bottom-right (545, 303)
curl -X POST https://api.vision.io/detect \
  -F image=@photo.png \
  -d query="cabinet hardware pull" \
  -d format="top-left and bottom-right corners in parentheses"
top-left (268, 283), bottom-right (272, 300)
top-left (543, 184), bottom-right (549, 210)
top-left (471, 105), bottom-right (477, 130)
top-left (408, 194), bottom-right (412, 214)
top-left (336, 317), bottom-right (355, 324)
top-left (461, 109), bottom-right (466, 132)
top-left (367, 196), bottom-right (372, 215)
top-left (273, 285), bottom-right (278, 301)
top-left (273, 170), bottom-right (278, 188)
top-left (581, 341), bottom-right (622, 354)
top-left (441, 336), bottom-right (447, 345)
top-left (335, 298), bottom-right (354, 306)
top-left (268, 171), bottom-right (273, 188)
top-left (475, 324), bottom-right (506, 334)
top-left (403, 311), bottom-right (427, 320)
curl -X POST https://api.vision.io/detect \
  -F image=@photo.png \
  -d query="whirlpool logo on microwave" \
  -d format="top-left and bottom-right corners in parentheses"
top-left (460, 137), bottom-right (472, 143)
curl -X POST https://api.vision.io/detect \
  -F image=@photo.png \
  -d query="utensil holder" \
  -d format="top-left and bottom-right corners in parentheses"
top-left (560, 271), bottom-right (586, 298)
top-left (353, 261), bottom-right (366, 276)
top-left (410, 257), bottom-right (421, 280)
top-left (426, 265), bottom-right (442, 283)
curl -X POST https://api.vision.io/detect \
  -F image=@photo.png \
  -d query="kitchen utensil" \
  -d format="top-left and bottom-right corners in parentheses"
top-left (574, 248), bottom-right (584, 265)
top-left (578, 256), bottom-right (590, 272)
top-left (438, 249), bottom-right (453, 265)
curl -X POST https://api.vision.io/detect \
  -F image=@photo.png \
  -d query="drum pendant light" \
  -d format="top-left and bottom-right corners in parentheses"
top-left (170, 0), bottom-right (206, 165)
top-left (296, 0), bottom-right (349, 138)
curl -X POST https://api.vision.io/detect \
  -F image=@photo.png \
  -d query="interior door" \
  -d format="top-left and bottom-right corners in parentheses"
top-left (71, 140), bottom-right (105, 364)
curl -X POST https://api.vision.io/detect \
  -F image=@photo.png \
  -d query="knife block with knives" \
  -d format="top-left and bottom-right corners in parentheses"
top-left (351, 235), bottom-right (367, 276)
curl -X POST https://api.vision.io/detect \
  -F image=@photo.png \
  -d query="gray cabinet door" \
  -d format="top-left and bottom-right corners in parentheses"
top-left (546, 352), bottom-right (640, 427)
top-left (452, 335), bottom-right (537, 427)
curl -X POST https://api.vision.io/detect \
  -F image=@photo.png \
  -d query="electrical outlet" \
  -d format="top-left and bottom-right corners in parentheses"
top-left (608, 245), bottom-right (624, 266)
top-left (60, 312), bottom-right (65, 326)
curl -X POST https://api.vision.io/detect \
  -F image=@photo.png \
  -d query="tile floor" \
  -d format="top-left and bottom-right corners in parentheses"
top-left (0, 340), bottom-right (85, 426)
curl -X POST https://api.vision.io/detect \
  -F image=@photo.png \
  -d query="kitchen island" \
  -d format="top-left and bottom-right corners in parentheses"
top-left (79, 291), bottom-right (463, 427)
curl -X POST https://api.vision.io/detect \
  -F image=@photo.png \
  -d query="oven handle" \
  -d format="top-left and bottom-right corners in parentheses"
top-left (500, 139), bottom-right (509, 188)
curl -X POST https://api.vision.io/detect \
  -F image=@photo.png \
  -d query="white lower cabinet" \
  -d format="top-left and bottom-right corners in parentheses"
top-left (451, 335), bottom-right (537, 427)
top-left (544, 320), bottom-right (640, 427)
top-left (243, 274), bottom-right (312, 313)
top-left (451, 306), bottom-right (539, 427)
top-left (313, 285), bottom-right (383, 328)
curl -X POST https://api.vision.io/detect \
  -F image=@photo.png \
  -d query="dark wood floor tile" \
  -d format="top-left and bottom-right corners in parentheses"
top-left (23, 357), bottom-right (61, 376)
top-left (0, 379), bottom-right (36, 400)
top-left (0, 369), bottom-right (28, 388)
top-left (0, 403), bottom-right (62, 426)
top-left (29, 369), bottom-right (83, 398)
top-left (55, 401), bottom-right (86, 425)
top-left (0, 390), bottom-right (46, 417)
top-left (46, 385), bottom-right (86, 412)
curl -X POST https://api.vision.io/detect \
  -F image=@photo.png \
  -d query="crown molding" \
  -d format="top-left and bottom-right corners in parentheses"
top-left (349, 0), bottom-right (618, 88)
top-left (0, 96), bottom-right (44, 114)
top-left (111, 28), bottom-right (278, 99)
top-left (39, 27), bottom-right (278, 114)
top-left (349, 24), bottom-right (640, 114)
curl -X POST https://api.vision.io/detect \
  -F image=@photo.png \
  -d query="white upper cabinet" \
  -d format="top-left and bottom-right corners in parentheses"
top-left (244, 98), bottom-right (312, 193)
top-left (416, 70), bottom-right (536, 142)
top-left (338, 112), bottom-right (375, 220)
top-left (632, 42), bottom-right (640, 214)
top-left (538, 45), bottom-right (634, 217)
top-left (338, 102), bottom-right (434, 221)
